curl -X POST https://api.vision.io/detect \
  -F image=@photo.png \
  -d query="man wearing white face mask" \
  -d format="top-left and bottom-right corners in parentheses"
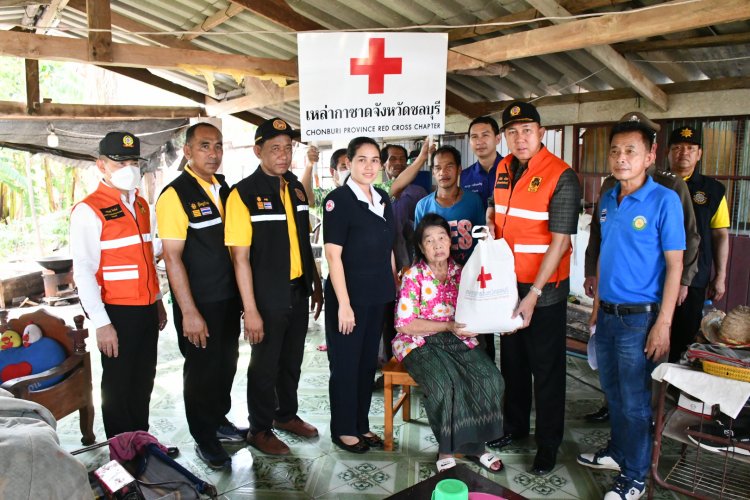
top-left (71, 131), bottom-right (169, 440)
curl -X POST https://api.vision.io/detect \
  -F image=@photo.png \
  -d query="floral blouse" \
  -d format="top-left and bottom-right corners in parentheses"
top-left (392, 259), bottom-right (478, 361)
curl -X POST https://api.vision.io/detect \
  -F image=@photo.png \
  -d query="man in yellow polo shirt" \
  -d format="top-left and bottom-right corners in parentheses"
top-left (225, 117), bottom-right (323, 456)
top-left (156, 122), bottom-right (244, 469)
top-left (667, 125), bottom-right (730, 362)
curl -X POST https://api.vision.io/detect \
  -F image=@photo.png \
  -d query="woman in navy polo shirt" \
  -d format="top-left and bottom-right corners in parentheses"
top-left (323, 137), bottom-right (396, 453)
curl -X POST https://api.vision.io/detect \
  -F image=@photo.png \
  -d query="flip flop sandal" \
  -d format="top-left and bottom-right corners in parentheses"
top-left (436, 457), bottom-right (457, 472)
top-left (468, 453), bottom-right (504, 474)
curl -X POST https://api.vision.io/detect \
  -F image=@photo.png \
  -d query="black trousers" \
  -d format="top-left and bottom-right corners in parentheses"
top-left (101, 303), bottom-right (159, 438)
top-left (326, 286), bottom-right (385, 437)
top-left (670, 286), bottom-right (706, 363)
top-left (173, 296), bottom-right (241, 445)
top-left (247, 283), bottom-right (309, 434)
top-left (500, 300), bottom-right (566, 450)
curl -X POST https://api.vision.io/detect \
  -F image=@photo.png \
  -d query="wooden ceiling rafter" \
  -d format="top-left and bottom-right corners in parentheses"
top-left (448, 0), bottom-right (630, 43)
top-left (525, 0), bottom-right (668, 110)
top-left (0, 30), bottom-right (299, 78)
top-left (449, 76), bottom-right (750, 118)
top-left (451, 0), bottom-right (750, 67)
top-left (0, 100), bottom-right (204, 119)
top-left (614, 31), bottom-right (750, 52)
top-left (86, 0), bottom-right (112, 62)
top-left (66, 0), bottom-right (197, 50)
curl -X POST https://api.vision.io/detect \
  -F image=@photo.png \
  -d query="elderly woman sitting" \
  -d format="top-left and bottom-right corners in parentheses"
top-left (393, 213), bottom-right (505, 473)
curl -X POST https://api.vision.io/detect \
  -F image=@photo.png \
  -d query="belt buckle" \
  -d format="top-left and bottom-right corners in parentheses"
top-left (611, 303), bottom-right (619, 315)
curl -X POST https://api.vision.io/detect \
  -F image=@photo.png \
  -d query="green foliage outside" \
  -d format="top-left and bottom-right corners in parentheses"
top-left (0, 56), bottom-right (87, 260)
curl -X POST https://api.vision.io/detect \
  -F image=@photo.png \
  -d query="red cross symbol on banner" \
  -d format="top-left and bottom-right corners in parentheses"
top-left (350, 38), bottom-right (403, 94)
top-left (477, 266), bottom-right (493, 289)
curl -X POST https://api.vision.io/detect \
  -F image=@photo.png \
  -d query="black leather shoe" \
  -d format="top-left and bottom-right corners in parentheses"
top-left (166, 446), bottom-right (180, 458)
top-left (486, 432), bottom-right (527, 450)
top-left (584, 406), bottom-right (610, 423)
top-left (530, 446), bottom-right (557, 476)
top-left (360, 433), bottom-right (384, 448)
top-left (332, 435), bottom-right (369, 454)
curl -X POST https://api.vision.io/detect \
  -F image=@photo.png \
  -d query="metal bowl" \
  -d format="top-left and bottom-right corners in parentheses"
top-left (36, 256), bottom-right (73, 273)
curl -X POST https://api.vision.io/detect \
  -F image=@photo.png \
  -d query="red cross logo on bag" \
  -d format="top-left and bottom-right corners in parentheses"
top-left (350, 38), bottom-right (403, 94)
top-left (477, 266), bottom-right (493, 289)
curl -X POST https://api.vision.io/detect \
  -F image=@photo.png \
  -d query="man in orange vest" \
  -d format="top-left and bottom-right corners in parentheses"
top-left (485, 102), bottom-right (581, 476)
top-left (71, 131), bottom-right (168, 441)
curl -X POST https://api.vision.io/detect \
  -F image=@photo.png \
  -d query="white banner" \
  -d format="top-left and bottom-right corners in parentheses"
top-left (297, 32), bottom-right (447, 141)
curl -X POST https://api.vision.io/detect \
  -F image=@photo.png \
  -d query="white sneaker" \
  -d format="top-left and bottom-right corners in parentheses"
top-left (603, 475), bottom-right (645, 500)
top-left (576, 448), bottom-right (621, 471)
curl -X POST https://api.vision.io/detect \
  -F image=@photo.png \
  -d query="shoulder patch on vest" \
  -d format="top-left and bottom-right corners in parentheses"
top-left (294, 188), bottom-right (306, 202)
top-left (325, 200), bottom-right (335, 212)
top-left (100, 204), bottom-right (125, 220)
top-left (657, 170), bottom-right (677, 179)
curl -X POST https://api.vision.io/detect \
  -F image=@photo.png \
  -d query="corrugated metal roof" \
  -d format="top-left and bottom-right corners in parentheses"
top-left (1, 0), bottom-right (748, 125)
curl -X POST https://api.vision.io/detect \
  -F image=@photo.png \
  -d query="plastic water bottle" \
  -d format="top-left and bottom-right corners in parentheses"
top-left (701, 300), bottom-right (716, 317)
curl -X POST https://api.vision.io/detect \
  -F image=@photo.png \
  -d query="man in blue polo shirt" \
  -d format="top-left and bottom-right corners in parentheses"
top-left (463, 116), bottom-right (503, 208)
top-left (577, 120), bottom-right (684, 500)
top-left (414, 145), bottom-right (485, 266)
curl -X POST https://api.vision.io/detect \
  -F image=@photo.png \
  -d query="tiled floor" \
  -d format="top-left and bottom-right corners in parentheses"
top-left (45, 303), bottom-right (689, 499)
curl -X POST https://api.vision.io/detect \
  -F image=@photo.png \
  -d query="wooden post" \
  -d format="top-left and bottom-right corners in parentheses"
top-left (86, 0), bottom-right (112, 62)
top-left (24, 59), bottom-right (39, 115)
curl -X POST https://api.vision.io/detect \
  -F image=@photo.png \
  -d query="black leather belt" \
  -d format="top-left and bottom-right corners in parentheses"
top-left (600, 301), bottom-right (659, 316)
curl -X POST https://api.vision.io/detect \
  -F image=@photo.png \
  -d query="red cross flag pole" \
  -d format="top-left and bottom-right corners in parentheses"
top-left (298, 32), bottom-right (447, 142)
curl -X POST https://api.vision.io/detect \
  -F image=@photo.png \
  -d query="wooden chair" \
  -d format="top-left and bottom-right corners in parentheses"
top-left (0, 309), bottom-right (96, 445)
top-left (382, 357), bottom-right (418, 451)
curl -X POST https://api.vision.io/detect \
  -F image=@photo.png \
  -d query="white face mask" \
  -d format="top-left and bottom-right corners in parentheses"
top-left (109, 165), bottom-right (141, 191)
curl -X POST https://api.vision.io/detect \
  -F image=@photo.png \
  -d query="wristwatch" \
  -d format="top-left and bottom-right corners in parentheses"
top-left (529, 285), bottom-right (543, 297)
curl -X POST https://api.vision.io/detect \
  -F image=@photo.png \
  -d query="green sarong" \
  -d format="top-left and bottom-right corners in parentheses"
top-left (402, 332), bottom-right (504, 455)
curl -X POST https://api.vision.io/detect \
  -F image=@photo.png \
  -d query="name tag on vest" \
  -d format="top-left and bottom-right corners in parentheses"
top-left (495, 173), bottom-right (510, 189)
top-left (101, 204), bottom-right (125, 220)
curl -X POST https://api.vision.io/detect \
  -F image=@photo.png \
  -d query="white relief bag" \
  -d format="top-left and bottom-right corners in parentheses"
top-left (455, 226), bottom-right (524, 333)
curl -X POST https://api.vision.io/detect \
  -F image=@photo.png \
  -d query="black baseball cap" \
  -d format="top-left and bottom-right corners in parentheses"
top-left (669, 126), bottom-right (701, 147)
top-left (618, 111), bottom-right (661, 132)
top-left (501, 101), bottom-right (541, 129)
top-left (254, 117), bottom-right (299, 144)
top-left (99, 131), bottom-right (143, 161)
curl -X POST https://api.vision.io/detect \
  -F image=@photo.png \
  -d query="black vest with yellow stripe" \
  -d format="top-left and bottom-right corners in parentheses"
top-left (686, 171), bottom-right (726, 288)
top-left (161, 171), bottom-right (238, 303)
top-left (234, 167), bottom-right (315, 310)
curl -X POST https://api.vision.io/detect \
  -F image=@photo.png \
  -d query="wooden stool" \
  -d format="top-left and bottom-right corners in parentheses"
top-left (382, 357), bottom-right (418, 451)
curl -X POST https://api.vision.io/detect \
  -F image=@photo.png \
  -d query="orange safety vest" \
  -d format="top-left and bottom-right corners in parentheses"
top-left (76, 182), bottom-right (159, 306)
top-left (492, 146), bottom-right (572, 284)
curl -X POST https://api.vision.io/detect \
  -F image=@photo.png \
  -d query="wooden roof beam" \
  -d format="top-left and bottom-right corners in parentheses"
top-left (0, 30), bottom-right (298, 78)
top-left (448, 0), bottom-right (629, 43)
top-left (526, 0), bottom-right (667, 110)
top-left (66, 0), bottom-right (202, 50)
top-left (86, 0), bottom-right (112, 62)
top-left (206, 79), bottom-right (299, 115)
top-left (614, 31), bottom-right (750, 53)
top-left (35, 0), bottom-right (69, 33)
top-left (451, 0), bottom-right (750, 66)
top-left (100, 66), bottom-right (266, 126)
top-left (463, 76), bottom-right (750, 116)
top-left (0, 100), bottom-right (203, 119)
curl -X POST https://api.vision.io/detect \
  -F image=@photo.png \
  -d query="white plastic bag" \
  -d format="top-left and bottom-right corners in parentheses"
top-left (455, 227), bottom-right (524, 334)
